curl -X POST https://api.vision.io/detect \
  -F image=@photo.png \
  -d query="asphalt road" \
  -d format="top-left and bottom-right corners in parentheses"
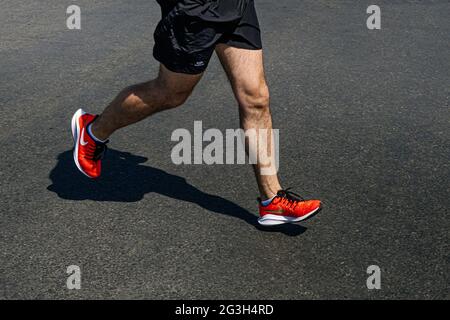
top-left (1, 0), bottom-right (449, 299)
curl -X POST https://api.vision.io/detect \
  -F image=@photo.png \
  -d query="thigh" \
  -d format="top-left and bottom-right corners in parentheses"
top-left (215, 44), bottom-right (267, 102)
top-left (156, 63), bottom-right (203, 96)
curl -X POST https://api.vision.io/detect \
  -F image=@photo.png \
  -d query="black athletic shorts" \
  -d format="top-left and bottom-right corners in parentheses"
top-left (153, 0), bottom-right (262, 74)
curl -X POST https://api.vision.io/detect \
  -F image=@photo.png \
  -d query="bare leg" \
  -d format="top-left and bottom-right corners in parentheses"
top-left (91, 64), bottom-right (203, 141)
top-left (215, 44), bottom-right (282, 199)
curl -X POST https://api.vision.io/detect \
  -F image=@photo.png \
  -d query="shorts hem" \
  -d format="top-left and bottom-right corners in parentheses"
top-left (153, 50), bottom-right (207, 75)
top-left (218, 40), bottom-right (262, 50)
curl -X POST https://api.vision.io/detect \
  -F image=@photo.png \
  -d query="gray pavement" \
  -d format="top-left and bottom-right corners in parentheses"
top-left (0, 0), bottom-right (449, 299)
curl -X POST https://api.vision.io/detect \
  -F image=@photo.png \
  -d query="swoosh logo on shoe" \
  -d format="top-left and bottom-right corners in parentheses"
top-left (80, 129), bottom-right (89, 146)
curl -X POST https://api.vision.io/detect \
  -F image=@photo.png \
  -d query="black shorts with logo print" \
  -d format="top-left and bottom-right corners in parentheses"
top-left (153, 0), bottom-right (262, 74)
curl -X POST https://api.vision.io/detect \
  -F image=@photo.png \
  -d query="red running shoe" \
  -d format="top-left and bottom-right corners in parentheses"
top-left (258, 189), bottom-right (322, 226)
top-left (71, 109), bottom-right (107, 179)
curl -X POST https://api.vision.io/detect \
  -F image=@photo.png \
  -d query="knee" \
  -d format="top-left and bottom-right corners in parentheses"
top-left (238, 82), bottom-right (270, 115)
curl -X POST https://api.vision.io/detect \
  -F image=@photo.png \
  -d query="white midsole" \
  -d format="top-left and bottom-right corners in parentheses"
top-left (71, 109), bottom-right (92, 179)
top-left (258, 207), bottom-right (320, 226)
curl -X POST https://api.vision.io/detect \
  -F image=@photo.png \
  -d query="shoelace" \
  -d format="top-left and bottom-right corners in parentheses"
top-left (85, 141), bottom-right (108, 161)
top-left (276, 188), bottom-right (305, 209)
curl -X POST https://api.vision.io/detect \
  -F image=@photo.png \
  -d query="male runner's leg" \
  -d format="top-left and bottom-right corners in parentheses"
top-left (215, 44), bottom-right (280, 199)
top-left (215, 44), bottom-right (322, 226)
top-left (91, 65), bottom-right (202, 140)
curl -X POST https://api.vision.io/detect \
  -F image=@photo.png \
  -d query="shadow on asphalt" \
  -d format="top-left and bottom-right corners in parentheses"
top-left (47, 149), bottom-right (307, 236)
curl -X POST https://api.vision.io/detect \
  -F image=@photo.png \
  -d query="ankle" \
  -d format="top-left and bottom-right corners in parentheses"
top-left (259, 182), bottom-right (282, 200)
top-left (260, 190), bottom-right (278, 200)
top-left (90, 118), bottom-right (110, 141)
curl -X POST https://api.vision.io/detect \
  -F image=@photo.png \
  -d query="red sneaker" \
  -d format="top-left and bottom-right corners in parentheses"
top-left (258, 189), bottom-right (322, 226)
top-left (71, 109), bottom-right (108, 179)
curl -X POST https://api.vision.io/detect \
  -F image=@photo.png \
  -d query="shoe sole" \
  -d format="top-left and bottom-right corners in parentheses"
top-left (71, 108), bottom-right (94, 179)
top-left (258, 206), bottom-right (322, 226)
